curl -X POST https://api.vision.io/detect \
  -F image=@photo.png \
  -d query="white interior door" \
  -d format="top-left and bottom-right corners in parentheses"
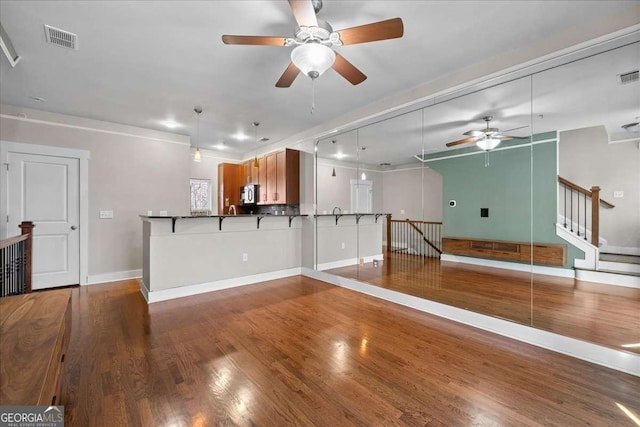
top-left (7, 152), bottom-right (80, 288)
top-left (350, 180), bottom-right (373, 214)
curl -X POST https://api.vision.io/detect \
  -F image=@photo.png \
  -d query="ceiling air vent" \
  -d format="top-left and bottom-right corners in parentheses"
top-left (617, 70), bottom-right (638, 85)
top-left (44, 25), bottom-right (78, 50)
top-left (257, 137), bottom-right (270, 143)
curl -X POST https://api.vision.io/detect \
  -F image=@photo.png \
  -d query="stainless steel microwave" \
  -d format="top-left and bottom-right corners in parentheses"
top-left (240, 184), bottom-right (259, 205)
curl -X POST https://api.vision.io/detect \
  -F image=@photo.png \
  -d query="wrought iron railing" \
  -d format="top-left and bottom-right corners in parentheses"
top-left (1, 221), bottom-right (34, 297)
top-left (386, 215), bottom-right (442, 258)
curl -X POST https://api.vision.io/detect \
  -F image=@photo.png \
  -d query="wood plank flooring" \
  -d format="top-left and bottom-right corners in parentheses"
top-left (327, 253), bottom-right (640, 354)
top-left (62, 277), bottom-right (640, 426)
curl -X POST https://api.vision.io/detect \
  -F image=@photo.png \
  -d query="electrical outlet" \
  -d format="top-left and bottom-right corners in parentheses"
top-left (99, 210), bottom-right (113, 219)
top-left (400, 209), bottom-right (405, 215)
top-left (147, 210), bottom-right (152, 216)
top-left (613, 191), bottom-right (624, 198)
top-left (242, 253), bottom-right (248, 262)
top-left (341, 242), bottom-right (345, 249)
top-left (159, 210), bottom-right (168, 216)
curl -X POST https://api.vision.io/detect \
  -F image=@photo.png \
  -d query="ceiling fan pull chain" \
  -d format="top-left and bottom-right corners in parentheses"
top-left (310, 79), bottom-right (316, 114)
top-left (485, 151), bottom-right (490, 167)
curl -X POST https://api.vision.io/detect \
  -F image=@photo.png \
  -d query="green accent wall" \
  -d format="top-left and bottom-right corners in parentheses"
top-left (428, 133), bottom-right (583, 268)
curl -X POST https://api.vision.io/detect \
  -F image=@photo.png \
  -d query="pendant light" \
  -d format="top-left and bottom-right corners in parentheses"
top-left (252, 122), bottom-right (260, 167)
top-left (331, 167), bottom-right (336, 177)
top-left (193, 107), bottom-right (202, 162)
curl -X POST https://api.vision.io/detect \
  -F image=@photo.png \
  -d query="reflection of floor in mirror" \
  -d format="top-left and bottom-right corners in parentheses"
top-left (325, 252), bottom-right (640, 355)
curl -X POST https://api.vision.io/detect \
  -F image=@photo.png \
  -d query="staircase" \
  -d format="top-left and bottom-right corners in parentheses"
top-left (557, 176), bottom-right (640, 288)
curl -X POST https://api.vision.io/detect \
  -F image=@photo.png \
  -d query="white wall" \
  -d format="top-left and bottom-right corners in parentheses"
top-left (0, 104), bottom-right (240, 279)
top-left (559, 126), bottom-right (640, 251)
top-left (381, 166), bottom-right (443, 222)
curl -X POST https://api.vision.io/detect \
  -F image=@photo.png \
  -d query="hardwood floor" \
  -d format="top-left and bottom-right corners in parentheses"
top-left (62, 277), bottom-right (640, 426)
top-left (327, 253), bottom-right (640, 355)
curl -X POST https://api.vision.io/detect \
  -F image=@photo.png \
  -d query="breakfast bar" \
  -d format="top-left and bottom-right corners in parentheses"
top-left (140, 214), bottom-right (308, 302)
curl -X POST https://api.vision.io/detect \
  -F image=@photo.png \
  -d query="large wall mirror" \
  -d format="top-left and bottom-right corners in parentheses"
top-left (531, 41), bottom-right (640, 354)
top-left (314, 41), bottom-right (639, 354)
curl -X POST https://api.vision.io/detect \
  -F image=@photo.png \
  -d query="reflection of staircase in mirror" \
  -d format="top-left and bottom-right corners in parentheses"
top-left (556, 176), bottom-right (640, 287)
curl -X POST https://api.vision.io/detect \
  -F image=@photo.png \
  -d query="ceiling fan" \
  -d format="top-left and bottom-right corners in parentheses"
top-left (222, 0), bottom-right (404, 87)
top-left (446, 116), bottom-right (527, 151)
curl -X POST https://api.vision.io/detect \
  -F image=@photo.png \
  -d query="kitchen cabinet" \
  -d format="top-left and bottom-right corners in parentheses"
top-left (218, 163), bottom-right (242, 214)
top-left (262, 149), bottom-right (299, 204)
top-left (258, 156), bottom-right (267, 204)
top-left (243, 159), bottom-right (259, 185)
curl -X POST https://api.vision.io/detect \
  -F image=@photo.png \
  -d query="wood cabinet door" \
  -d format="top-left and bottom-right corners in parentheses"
top-left (250, 158), bottom-right (259, 184)
top-left (243, 161), bottom-right (252, 185)
top-left (266, 153), bottom-right (277, 203)
top-left (275, 150), bottom-right (287, 203)
top-left (258, 156), bottom-right (266, 204)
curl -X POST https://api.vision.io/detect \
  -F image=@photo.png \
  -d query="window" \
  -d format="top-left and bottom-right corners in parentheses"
top-left (190, 179), bottom-right (211, 213)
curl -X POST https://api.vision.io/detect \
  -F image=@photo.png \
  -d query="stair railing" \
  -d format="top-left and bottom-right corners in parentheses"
top-left (386, 215), bottom-right (442, 258)
top-left (557, 176), bottom-right (614, 247)
top-left (0, 221), bottom-right (35, 297)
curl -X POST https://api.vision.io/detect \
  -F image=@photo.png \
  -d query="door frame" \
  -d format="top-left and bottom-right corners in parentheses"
top-left (350, 179), bottom-right (373, 213)
top-left (1, 141), bottom-right (90, 285)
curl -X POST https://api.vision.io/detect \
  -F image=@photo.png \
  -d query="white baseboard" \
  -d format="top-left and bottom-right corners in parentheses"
top-left (600, 245), bottom-right (640, 256)
top-left (576, 269), bottom-right (640, 288)
top-left (317, 254), bottom-right (384, 271)
top-left (301, 268), bottom-right (639, 377)
top-left (140, 279), bottom-right (149, 302)
top-left (144, 268), bottom-right (302, 303)
top-left (86, 269), bottom-right (142, 285)
top-left (440, 254), bottom-right (575, 278)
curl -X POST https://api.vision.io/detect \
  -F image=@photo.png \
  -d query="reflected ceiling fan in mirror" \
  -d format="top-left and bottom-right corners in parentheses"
top-left (446, 116), bottom-right (528, 151)
top-left (222, 0), bottom-right (404, 87)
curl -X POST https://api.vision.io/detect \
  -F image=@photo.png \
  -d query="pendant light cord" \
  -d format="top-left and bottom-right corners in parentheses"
top-left (310, 78), bottom-right (316, 115)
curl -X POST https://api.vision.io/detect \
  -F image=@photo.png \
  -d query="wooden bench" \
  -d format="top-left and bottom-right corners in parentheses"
top-left (442, 237), bottom-right (566, 266)
top-left (0, 288), bottom-right (71, 405)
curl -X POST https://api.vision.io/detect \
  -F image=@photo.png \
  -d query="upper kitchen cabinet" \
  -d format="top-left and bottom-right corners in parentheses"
top-left (243, 159), bottom-right (259, 185)
top-left (262, 149), bottom-right (300, 205)
top-left (218, 163), bottom-right (242, 214)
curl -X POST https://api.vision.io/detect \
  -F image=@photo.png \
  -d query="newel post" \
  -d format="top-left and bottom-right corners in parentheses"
top-left (590, 186), bottom-right (600, 248)
top-left (386, 214), bottom-right (392, 254)
top-left (18, 221), bottom-right (34, 293)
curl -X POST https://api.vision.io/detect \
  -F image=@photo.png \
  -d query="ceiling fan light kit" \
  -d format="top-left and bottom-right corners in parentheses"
top-left (476, 137), bottom-right (500, 151)
top-left (291, 43), bottom-right (335, 79)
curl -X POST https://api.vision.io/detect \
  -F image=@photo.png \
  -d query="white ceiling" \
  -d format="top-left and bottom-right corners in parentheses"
top-left (1, 1), bottom-right (639, 158)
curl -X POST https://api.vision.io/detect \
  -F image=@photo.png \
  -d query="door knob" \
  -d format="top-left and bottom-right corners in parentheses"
top-left (70, 225), bottom-right (77, 230)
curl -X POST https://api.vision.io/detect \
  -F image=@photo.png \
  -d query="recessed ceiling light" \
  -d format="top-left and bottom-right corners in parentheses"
top-left (232, 132), bottom-right (250, 141)
top-left (334, 153), bottom-right (347, 159)
top-left (214, 142), bottom-right (226, 150)
top-left (29, 96), bottom-right (46, 102)
top-left (160, 120), bottom-right (182, 129)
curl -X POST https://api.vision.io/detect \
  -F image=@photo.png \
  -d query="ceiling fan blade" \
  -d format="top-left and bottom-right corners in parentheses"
top-left (502, 125), bottom-right (529, 133)
top-left (275, 62), bottom-right (300, 88)
top-left (463, 130), bottom-right (485, 137)
top-left (337, 17), bottom-right (404, 45)
top-left (446, 136), bottom-right (478, 147)
top-left (222, 35), bottom-right (287, 46)
top-left (496, 134), bottom-right (528, 140)
top-left (288, 0), bottom-right (318, 27)
top-left (332, 53), bottom-right (367, 85)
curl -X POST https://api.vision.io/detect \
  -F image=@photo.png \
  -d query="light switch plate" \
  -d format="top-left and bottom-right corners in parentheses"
top-left (400, 209), bottom-right (405, 215)
top-left (99, 210), bottom-right (113, 219)
top-left (613, 191), bottom-right (624, 198)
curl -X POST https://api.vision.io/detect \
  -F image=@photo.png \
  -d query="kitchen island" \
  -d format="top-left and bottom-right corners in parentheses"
top-left (140, 214), bottom-right (308, 302)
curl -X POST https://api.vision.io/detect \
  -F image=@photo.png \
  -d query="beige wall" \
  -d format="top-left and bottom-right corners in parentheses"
top-left (559, 126), bottom-right (640, 251)
top-left (0, 104), bottom-right (238, 280)
top-left (381, 166), bottom-right (443, 222)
